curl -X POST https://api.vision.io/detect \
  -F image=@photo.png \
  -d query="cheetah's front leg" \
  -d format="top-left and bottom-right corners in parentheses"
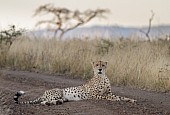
top-left (91, 93), bottom-right (136, 103)
top-left (106, 93), bottom-right (137, 103)
top-left (92, 94), bottom-right (121, 101)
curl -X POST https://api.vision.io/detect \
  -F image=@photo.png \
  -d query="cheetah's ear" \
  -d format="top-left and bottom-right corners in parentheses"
top-left (105, 61), bottom-right (108, 66)
top-left (91, 61), bottom-right (95, 65)
top-left (90, 59), bottom-right (94, 65)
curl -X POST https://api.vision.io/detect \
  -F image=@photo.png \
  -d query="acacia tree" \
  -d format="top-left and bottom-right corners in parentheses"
top-left (34, 4), bottom-right (110, 39)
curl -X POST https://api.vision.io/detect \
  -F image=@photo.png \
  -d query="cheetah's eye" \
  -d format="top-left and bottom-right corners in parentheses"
top-left (102, 64), bottom-right (105, 67)
top-left (96, 64), bottom-right (98, 66)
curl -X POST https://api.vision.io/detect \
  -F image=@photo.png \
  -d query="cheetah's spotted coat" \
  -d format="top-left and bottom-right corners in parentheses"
top-left (14, 61), bottom-right (136, 105)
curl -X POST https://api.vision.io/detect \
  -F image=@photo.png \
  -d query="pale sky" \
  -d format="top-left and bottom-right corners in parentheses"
top-left (0, 0), bottom-right (170, 30)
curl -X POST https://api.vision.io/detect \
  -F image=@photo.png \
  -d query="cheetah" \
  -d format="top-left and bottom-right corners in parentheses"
top-left (14, 61), bottom-right (136, 105)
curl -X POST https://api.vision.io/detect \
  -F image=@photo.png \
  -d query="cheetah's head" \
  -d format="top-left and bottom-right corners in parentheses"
top-left (92, 61), bottom-right (107, 76)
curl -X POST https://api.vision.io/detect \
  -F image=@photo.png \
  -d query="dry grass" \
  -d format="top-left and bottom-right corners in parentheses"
top-left (1, 37), bottom-right (170, 92)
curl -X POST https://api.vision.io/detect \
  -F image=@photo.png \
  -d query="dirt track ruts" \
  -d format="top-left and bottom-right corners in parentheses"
top-left (0, 70), bottom-right (170, 115)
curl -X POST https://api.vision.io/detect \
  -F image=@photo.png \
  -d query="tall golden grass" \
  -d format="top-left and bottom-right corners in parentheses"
top-left (1, 37), bottom-right (170, 92)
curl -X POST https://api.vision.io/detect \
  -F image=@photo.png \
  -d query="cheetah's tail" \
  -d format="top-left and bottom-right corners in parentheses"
top-left (14, 91), bottom-right (41, 104)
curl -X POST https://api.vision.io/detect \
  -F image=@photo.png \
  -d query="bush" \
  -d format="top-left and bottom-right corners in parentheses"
top-left (0, 25), bottom-right (25, 67)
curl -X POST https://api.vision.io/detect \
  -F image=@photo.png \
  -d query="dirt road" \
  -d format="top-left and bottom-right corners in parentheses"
top-left (0, 70), bottom-right (170, 115)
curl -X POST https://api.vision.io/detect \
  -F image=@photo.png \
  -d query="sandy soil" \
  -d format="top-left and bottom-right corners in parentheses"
top-left (0, 70), bottom-right (170, 115)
